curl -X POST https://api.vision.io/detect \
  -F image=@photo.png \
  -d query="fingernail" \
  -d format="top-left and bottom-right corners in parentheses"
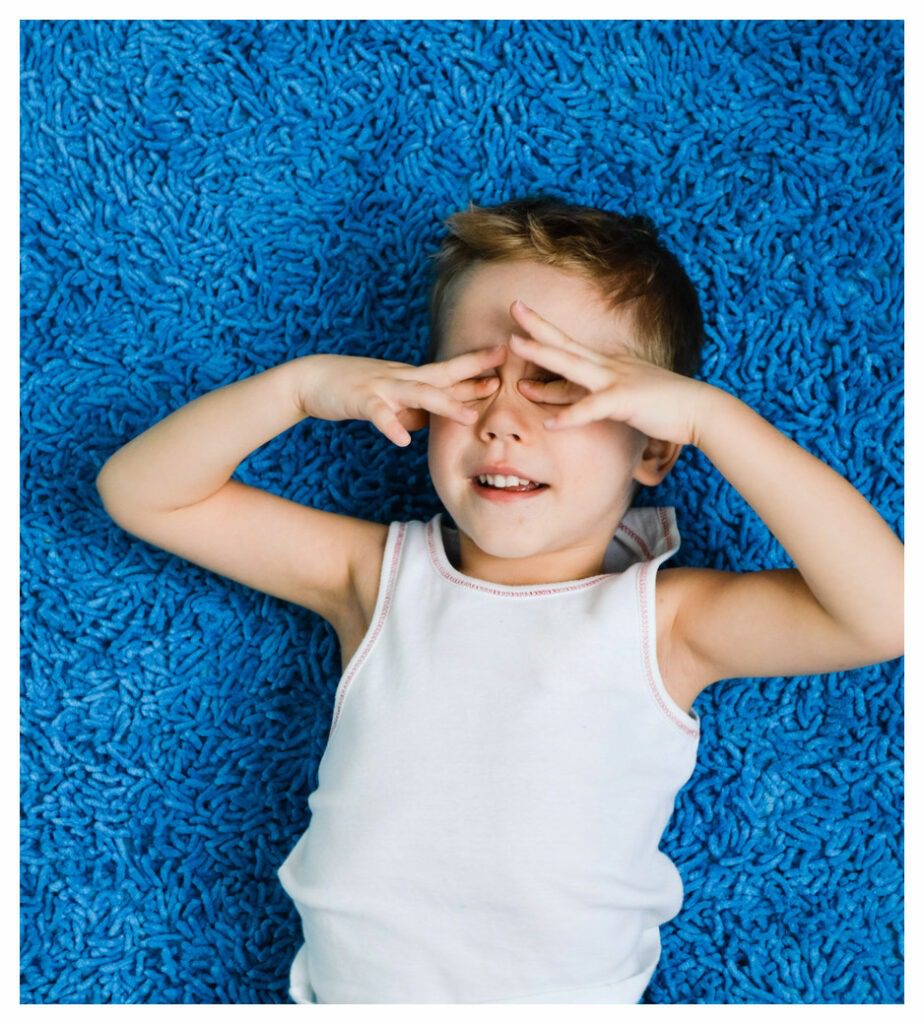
top-left (514, 299), bottom-right (529, 312)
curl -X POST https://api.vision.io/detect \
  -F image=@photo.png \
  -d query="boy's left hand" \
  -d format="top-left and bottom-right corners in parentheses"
top-left (508, 299), bottom-right (711, 447)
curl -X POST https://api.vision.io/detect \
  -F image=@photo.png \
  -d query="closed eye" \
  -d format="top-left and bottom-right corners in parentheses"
top-left (465, 374), bottom-right (565, 402)
top-left (470, 374), bottom-right (563, 384)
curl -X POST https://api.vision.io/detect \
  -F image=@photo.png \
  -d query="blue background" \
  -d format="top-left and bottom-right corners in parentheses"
top-left (20, 20), bottom-right (903, 1003)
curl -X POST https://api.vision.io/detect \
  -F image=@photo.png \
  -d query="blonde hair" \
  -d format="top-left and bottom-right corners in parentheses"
top-left (425, 193), bottom-right (705, 379)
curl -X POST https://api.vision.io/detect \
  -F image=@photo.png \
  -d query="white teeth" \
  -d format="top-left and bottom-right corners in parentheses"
top-left (477, 474), bottom-right (536, 488)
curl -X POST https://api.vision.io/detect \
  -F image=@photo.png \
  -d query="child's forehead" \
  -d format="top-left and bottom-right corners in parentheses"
top-left (453, 261), bottom-right (600, 314)
top-left (445, 299), bottom-right (637, 361)
top-left (444, 262), bottom-right (638, 358)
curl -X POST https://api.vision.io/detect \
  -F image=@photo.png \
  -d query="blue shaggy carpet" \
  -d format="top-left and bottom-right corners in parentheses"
top-left (20, 20), bottom-right (903, 1004)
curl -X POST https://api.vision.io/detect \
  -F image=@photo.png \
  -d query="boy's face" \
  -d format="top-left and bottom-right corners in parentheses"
top-left (427, 260), bottom-right (672, 585)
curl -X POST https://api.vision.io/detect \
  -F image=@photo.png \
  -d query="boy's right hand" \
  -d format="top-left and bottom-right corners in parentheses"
top-left (293, 348), bottom-right (507, 447)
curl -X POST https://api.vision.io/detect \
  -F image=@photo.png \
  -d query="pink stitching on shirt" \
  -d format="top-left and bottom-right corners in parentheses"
top-left (637, 509), bottom-right (699, 738)
top-left (427, 518), bottom-right (608, 596)
top-left (427, 515), bottom-right (660, 594)
top-left (615, 522), bottom-right (654, 561)
top-left (329, 522), bottom-right (407, 736)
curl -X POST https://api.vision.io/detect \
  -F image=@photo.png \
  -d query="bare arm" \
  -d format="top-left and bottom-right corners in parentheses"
top-left (96, 357), bottom-right (310, 515)
top-left (95, 348), bottom-right (505, 624)
top-left (94, 355), bottom-right (380, 626)
top-left (693, 387), bottom-right (904, 656)
top-left (495, 299), bottom-right (903, 705)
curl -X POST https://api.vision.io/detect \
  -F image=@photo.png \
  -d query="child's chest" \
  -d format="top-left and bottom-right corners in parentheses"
top-left (336, 552), bottom-right (700, 716)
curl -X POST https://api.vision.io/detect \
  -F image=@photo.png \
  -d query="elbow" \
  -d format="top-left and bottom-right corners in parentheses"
top-left (885, 637), bottom-right (904, 663)
top-left (868, 595), bottom-right (904, 664)
top-left (95, 462), bottom-right (126, 522)
top-left (94, 464), bottom-right (110, 505)
top-left (874, 626), bottom-right (903, 664)
top-left (886, 606), bottom-right (905, 662)
top-left (95, 461), bottom-right (113, 497)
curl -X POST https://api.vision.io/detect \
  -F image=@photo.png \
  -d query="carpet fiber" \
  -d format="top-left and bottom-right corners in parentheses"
top-left (20, 19), bottom-right (903, 1003)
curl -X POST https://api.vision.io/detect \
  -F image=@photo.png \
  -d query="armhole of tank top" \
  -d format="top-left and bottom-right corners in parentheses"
top-left (328, 520), bottom-right (407, 737)
top-left (636, 555), bottom-right (701, 740)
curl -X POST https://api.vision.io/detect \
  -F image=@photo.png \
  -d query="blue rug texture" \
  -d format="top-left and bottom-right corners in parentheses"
top-left (20, 20), bottom-right (903, 1004)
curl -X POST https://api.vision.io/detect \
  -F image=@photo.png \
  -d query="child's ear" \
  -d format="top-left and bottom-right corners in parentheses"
top-left (633, 438), bottom-right (683, 487)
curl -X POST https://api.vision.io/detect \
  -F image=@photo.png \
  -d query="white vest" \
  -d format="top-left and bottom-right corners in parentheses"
top-left (278, 507), bottom-right (700, 1003)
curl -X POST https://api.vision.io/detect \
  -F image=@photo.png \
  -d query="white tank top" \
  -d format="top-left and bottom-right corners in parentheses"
top-left (278, 506), bottom-right (700, 1004)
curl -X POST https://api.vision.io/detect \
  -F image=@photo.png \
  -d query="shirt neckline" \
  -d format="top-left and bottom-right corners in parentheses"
top-left (426, 512), bottom-right (622, 596)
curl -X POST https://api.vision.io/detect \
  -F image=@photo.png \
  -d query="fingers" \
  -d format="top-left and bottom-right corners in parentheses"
top-left (408, 379), bottom-right (490, 425)
top-left (510, 301), bottom-right (608, 362)
top-left (517, 378), bottom-right (589, 405)
top-left (543, 393), bottom-right (600, 430)
top-left (425, 344), bottom-right (507, 385)
top-left (451, 376), bottom-right (501, 402)
top-left (383, 378), bottom-right (487, 436)
top-left (509, 333), bottom-right (607, 392)
top-left (370, 357), bottom-right (504, 447)
top-left (368, 399), bottom-right (414, 447)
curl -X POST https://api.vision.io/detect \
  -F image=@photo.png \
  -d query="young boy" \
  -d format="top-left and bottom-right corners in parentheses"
top-left (96, 196), bottom-right (904, 1004)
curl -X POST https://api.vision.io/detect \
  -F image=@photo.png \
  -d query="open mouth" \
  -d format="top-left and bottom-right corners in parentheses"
top-left (470, 477), bottom-right (550, 499)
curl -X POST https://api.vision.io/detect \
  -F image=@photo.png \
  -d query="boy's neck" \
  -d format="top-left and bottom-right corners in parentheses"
top-left (444, 520), bottom-right (612, 586)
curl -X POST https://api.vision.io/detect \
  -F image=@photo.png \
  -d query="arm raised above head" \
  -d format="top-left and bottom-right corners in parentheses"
top-left (467, 301), bottom-right (903, 687)
top-left (95, 356), bottom-right (374, 631)
top-left (667, 387), bottom-right (903, 699)
top-left (667, 565), bottom-right (902, 706)
top-left (692, 387), bottom-right (903, 657)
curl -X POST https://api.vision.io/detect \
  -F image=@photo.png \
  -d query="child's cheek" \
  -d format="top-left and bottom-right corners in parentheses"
top-left (426, 414), bottom-right (453, 444)
top-left (426, 415), bottom-right (459, 465)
